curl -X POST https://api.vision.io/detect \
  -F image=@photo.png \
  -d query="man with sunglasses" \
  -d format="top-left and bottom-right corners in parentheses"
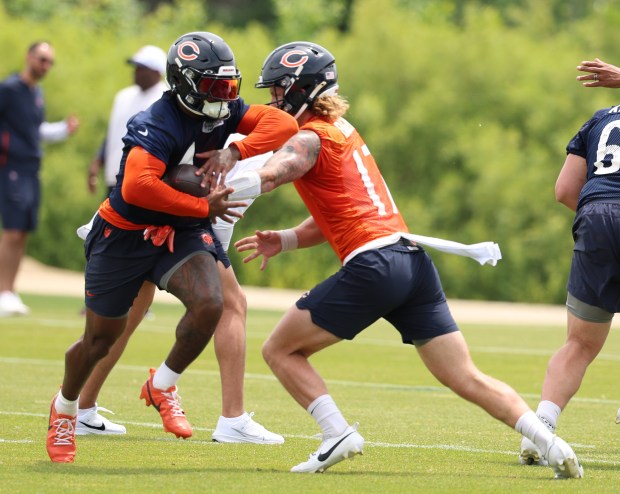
top-left (0, 41), bottom-right (79, 317)
top-left (46, 32), bottom-right (298, 463)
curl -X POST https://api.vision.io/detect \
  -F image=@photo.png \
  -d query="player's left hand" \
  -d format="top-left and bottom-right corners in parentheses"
top-left (235, 230), bottom-right (283, 271)
top-left (205, 185), bottom-right (246, 223)
top-left (195, 147), bottom-right (241, 191)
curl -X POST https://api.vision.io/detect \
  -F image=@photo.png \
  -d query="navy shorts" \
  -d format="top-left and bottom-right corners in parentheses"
top-left (0, 168), bottom-right (40, 231)
top-left (84, 215), bottom-right (230, 317)
top-left (568, 201), bottom-right (620, 313)
top-left (296, 240), bottom-right (459, 345)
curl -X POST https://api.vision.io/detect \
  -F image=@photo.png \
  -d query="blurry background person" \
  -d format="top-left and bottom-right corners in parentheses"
top-left (87, 45), bottom-right (167, 195)
top-left (0, 40), bottom-right (79, 317)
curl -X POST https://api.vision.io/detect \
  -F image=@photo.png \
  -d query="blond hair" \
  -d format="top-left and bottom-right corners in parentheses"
top-left (311, 94), bottom-right (349, 120)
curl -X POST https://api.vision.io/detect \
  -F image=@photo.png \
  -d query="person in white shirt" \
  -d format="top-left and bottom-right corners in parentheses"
top-left (87, 45), bottom-right (167, 194)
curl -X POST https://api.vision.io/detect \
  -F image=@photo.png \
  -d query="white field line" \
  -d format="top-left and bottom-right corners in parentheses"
top-left (3, 357), bottom-right (619, 465)
top-left (2, 356), bottom-right (620, 406)
top-left (1, 411), bottom-right (618, 466)
top-left (11, 316), bottom-right (620, 363)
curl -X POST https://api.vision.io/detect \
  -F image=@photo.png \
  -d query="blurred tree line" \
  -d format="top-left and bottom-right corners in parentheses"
top-left (1, 0), bottom-right (619, 304)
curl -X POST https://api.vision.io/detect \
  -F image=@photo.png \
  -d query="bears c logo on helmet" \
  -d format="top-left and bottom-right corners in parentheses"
top-left (280, 50), bottom-right (308, 68)
top-left (177, 41), bottom-right (200, 61)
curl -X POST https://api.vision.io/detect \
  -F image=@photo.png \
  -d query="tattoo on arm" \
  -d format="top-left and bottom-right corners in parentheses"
top-left (261, 131), bottom-right (320, 191)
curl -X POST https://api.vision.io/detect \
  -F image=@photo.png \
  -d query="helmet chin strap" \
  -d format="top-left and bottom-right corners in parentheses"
top-left (176, 94), bottom-right (203, 117)
top-left (293, 81), bottom-right (328, 119)
top-left (321, 84), bottom-right (339, 97)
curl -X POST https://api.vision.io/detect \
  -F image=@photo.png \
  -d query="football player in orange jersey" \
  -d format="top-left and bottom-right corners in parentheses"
top-left (230, 41), bottom-right (583, 478)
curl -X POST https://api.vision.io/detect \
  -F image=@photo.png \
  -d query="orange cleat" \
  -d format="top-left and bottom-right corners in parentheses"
top-left (140, 367), bottom-right (192, 439)
top-left (46, 394), bottom-right (77, 463)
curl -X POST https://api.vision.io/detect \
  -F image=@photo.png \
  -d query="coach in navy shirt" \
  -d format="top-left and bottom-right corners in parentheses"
top-left (0, 40), bottom-right (79, 317)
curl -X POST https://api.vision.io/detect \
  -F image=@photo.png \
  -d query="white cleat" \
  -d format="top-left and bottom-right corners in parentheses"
top-left (75, 405), bottom-right (127, 435)
top-left (519, 436), bottom-right (548, 466)
top-left (616, 407), bottom-right (620, 424)
top-left (0, 291), bottom-right (30, 317)
top-left (291, 423), bottom-right (364, 473)
top-left (546, 436), bottom-right (584, 479)
top-left (212, 412), bottom-right (284, 444)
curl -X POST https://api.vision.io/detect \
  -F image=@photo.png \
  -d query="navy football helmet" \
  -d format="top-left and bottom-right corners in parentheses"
top-left (255, 41), bottom-right (338, 118)
top-left (166, 32), bottom-right (241, 119)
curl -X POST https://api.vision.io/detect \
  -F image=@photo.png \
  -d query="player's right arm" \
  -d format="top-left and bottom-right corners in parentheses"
top-left (555, 153), bottom-right (586, 212)
top-left (227, 130), bottom-right (320, 200)
top-left (259, 130), bottom-right (320, 192)
top-left (119, 146), bottom-right (244, 222)
top-left (122, 147), bottom-right (211, 217)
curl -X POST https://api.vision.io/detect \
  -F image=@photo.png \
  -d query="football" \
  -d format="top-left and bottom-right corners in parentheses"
top-left (164, 164), bottom-right (208, 197)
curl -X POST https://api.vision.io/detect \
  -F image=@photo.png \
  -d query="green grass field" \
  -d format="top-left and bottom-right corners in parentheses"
top-left (1, 293), bottom-right (619, 493)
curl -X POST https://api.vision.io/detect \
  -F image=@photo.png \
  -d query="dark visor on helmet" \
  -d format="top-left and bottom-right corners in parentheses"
top-left (198, 77), bottom-right (240, 101)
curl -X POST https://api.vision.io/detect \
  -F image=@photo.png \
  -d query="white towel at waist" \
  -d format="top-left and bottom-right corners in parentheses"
top-left (404, 233), bottom-right (502, 267)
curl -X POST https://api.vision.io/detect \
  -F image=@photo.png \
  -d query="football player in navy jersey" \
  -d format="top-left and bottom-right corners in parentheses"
top-left (574, 56), bottom-right (620, 427)
top-left (520, 96), bottom-right (620, 464)
top-left (46, 31), bottom-right (297, 463)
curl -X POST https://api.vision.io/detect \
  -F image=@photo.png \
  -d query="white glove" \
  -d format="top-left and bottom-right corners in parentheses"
top-left (226, 170), bottom-right (262, 200)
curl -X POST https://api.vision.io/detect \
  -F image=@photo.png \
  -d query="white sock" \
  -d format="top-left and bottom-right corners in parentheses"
top-left (536, 400), bottom-right (560, 431)
top-left (78, 404), bottom-right (96, 414)
top-left (220, 413), bottom-right (246, 423)
top-left (515, 410), bottom-right (554, 456)
top-left (307, 394), bottom-right (349, 438)
top-left (55, 390), bottom-right (78, 417)
top-left (152, 362), bottom-right (181, 390)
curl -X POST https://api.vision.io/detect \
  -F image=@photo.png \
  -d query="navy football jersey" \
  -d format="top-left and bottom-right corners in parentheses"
top-left (566, 104), bottom-right (620, 210)
top-left (108, 91), bottom-right (248, 226)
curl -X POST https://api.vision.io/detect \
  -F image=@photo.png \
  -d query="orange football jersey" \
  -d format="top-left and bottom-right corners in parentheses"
top-left (295, 116), bottom-right (408, 263)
